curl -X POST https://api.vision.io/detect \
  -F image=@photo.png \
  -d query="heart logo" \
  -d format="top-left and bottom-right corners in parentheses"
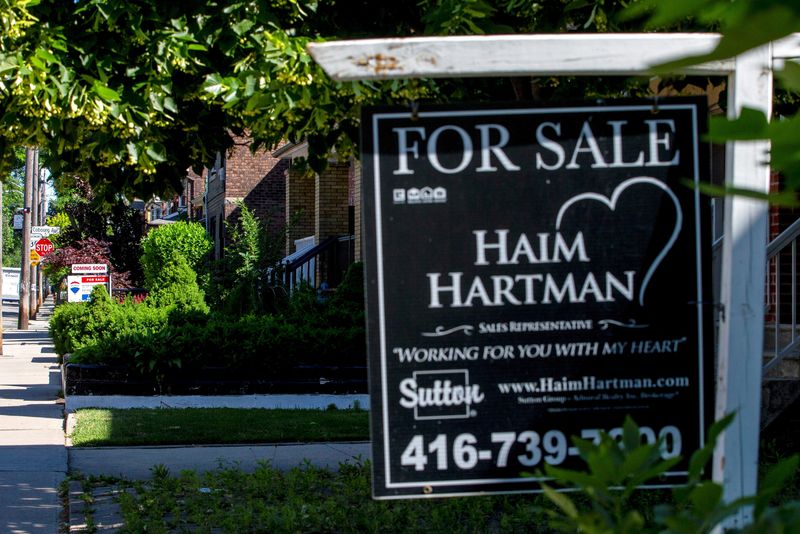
top-left (554, 176), bottom-right (682, 306)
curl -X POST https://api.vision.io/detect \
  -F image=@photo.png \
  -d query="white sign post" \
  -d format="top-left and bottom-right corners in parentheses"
top-left (308, 32), bottom-right (797, 523)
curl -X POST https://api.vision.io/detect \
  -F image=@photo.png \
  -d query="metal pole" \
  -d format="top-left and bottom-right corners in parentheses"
top-left (18, 147), bottom-right (33, 330)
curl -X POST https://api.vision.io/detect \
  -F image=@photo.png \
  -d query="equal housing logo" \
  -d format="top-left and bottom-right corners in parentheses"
top-left (393, 186), bottom-right (447, 204)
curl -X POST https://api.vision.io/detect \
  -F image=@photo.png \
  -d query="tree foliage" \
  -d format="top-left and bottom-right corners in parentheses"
top-left (0, 0), bottom-right (663, 203)
top-left (623, 0), bottom-right (800, 201)
top-left (1, 146), bottom-right (24, 267)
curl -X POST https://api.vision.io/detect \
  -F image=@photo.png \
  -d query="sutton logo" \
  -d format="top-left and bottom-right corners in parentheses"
top-left (399, 369), bottom-right (484, 420)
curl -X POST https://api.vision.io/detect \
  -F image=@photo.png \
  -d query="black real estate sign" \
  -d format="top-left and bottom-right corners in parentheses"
top-left (361, 99), bottom-right (713, 499)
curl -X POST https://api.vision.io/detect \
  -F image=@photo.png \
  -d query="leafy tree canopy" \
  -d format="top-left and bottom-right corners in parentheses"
top-left (624, 0), bottom-right (800, 200)
top-left (0, 0), bottom-right (657, 203)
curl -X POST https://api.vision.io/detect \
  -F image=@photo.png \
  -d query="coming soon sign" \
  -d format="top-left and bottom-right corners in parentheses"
top-left (361, 99), bottom-right (713, 499)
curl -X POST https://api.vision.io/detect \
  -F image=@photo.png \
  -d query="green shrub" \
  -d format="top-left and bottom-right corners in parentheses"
top-left (140, 221), bottom-right (212, 291)
top-left (55, 263), bottom-right (366, 379)
top-left (50, 302), bottom-right (92, 355)
top-left (145, 255), bottom-right (209, 313)
top-left (52, 286), bottom-right (170, 358)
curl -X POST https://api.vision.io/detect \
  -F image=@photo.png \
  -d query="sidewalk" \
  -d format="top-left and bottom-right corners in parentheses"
top-left (0, 298), bottom-right (66, 534)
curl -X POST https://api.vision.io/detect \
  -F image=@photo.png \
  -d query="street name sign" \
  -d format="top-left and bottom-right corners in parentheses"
top-left (362, 99), bottom-right (712, 498)
top-left (31, 226), bottom-right (60, 236)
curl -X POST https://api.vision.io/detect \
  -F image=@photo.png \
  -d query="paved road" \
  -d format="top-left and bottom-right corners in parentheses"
top-left (0, 298), bottom-right (66, 534)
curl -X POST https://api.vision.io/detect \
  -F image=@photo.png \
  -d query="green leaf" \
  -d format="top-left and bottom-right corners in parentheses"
top-left (541, 484), bottom-right (578, 518)
top-left (145, 143), bottom-right (167, 163)
top-left (687, 412), bottom-right (735, 480)
top-left (163, 97), bottom-right (177, 113)
top-left (93, 81), bottom-right (121, 102)
top-left (126, 142), bottom-right (139, 163)
top-left (653, 6), bottom-right (800, 72)
top-left (565, 0), bottom-right (592, 12)
top-left (755, 455), bottom-right (800, 517)
top-left (621, 416), bottom-right (640, 452)
top-left (707, 108), bottom-right (769, 142)
top-left (35, 48), bottom-right (59, 64)
top-left (689, 481), bottom-right (724, 515)
top-left (202, 74), bottom-right (226, 97)
top-left (777, 60), bottom-right (800, 92)
top-left (232, 19), bottom-right (255, 36)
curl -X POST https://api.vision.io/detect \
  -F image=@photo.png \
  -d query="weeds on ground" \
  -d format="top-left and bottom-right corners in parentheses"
top-left (116, 460), bottom-right (551, 533)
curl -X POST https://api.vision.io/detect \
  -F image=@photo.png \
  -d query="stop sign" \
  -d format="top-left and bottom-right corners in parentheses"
top-left (34, 238), bottom-right (55, 256)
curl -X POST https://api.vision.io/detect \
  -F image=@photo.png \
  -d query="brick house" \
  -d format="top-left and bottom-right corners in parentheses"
top-left (202, 137), bottom-right (288, 259)
top-left (272, 141), bottom-right (359, 289)
top-left (176, 136), bottom-right (358, 290)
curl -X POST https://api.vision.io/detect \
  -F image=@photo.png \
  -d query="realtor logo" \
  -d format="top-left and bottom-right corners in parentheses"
top-left (398, 369), bottom-right (484, 420)
top-left (392, 187), bottom-right (447, 205)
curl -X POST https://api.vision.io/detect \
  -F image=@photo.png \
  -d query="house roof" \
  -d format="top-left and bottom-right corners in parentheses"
top-left (272, 141), bottom-right (308, 159)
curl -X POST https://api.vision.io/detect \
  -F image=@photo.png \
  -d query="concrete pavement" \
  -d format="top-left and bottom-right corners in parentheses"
top-left (0, 298), bottom-right (66, 534)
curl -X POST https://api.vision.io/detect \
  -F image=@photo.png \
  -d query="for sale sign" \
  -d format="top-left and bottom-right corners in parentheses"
top-left (361, 99), bottom-right (712, 499)
top-left (67, 274), bottom-right (112, 302)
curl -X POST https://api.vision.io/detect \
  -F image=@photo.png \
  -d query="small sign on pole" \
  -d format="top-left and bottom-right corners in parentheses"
top-left (31, 226), bottom-right (60, 236)
top-left (362, 99), bottom-right (712, 499)
top-left (29, 250), bottom-right (40, 267)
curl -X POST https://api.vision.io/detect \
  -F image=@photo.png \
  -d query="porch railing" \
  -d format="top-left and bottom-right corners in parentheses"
top-left (764, 217), bottom-right (800, 374)
top-left (281, 235), bottom-right (355, 291)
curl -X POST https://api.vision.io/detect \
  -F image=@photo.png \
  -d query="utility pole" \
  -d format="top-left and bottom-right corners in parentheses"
top-left (29, 148), bottom-right (38, 319)
top-left (0, 180), bottom-right (4, 354)
top-left (18, 147), bottom-right (33, 329)
top-left (37, 169), bottom-right (45, 305)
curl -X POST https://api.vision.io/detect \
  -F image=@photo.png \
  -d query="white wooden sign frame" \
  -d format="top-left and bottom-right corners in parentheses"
top-left (309, 32), bottom-right (800, 525)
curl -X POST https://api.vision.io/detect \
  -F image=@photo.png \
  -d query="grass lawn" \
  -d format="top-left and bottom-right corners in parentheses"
top-left (70, 407), bottom-right (370, 447)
